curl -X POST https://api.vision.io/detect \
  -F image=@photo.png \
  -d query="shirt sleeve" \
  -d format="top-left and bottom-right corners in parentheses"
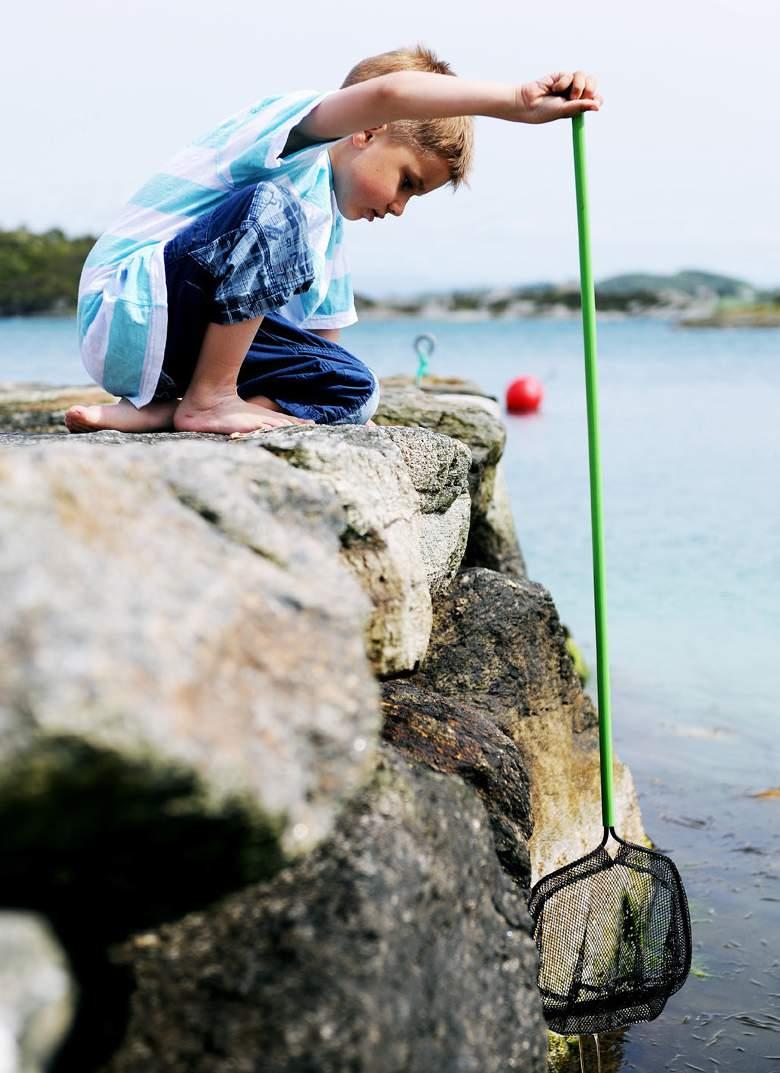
top-left (211, 90), bottom-right (342, 189)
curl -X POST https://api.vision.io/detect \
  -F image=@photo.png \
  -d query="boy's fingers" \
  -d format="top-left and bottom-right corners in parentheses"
top-left (564, 98), bottom-right (601, 116)
top-left (550, 72), bottom-right (573, 94)
top-left (570, 70), bottom-right (587, 99)
top-left (550, 70), bottom-right (599, 100)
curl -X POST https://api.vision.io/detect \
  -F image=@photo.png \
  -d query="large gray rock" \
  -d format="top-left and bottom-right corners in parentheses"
top-left (0, 424), bottom-right (473, 1068)
top-left (0, 435), bottom-right (382, 1069)
top-left (0, 439), bottom-right (377, 863)
top-left (0, 386), bottom-right (646, 1073)
top-left (102, 748), bottom-right (548, 1073)
top-left (8, 423), bottom-right (473, 676)
top-left (375, 382), bottom-right (526, 577)
top-left (258, 424), bottom-right (471, 672)
top-left (414, 569), bottom-right (646, 882)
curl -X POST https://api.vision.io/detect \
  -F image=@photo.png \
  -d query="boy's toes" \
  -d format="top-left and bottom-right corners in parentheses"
top-left (64, 405), bottom-right (96, 432)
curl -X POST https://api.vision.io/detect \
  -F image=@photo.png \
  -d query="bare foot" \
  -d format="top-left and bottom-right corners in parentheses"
top-left (173, 392), bottom-right (314, 436)
top-left (65, 398), bottom-right (178, 433)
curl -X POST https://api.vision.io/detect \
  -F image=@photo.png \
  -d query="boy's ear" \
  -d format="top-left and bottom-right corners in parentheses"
top-left (353, 124), bottom-right (388, 147)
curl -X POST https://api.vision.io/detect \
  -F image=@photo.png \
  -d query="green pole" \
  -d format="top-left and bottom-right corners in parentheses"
top-left (572, 114), bottom-right (615, 829)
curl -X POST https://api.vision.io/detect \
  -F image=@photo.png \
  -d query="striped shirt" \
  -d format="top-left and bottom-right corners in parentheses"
top-left (77, 90), bottom-right (356, 407)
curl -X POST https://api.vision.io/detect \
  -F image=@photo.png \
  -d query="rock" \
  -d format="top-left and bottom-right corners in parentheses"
top-left (375, 382), bottom-right (526, 578)
top-left (0, 435), bottom-right (383, 1069)
top-left (0, 383), bottom-right (649, 1073)
top-left (379, 373), bottom-right (495, 398)
top-left (413, 568), bottom-right (646, 881)
top-left (381, 679), bottom-right (533, 886)
top-left (0, 439), bottom-right (377, 863)
top-left (375, 425), bottom-right (472, 595)
top-left (467, 458), bottom-right (526, 576)
top-left (0, 425), bottom-right (472, 1068)
top-left (0, 913), bottom-right (74, 1073)
top-left (102, 748), bottom-right (548, 1073)
top-left (0, 383), bottom-right (114, 435)
top-left (258, 424), bottom-right (471, 671)
top-left (11, 423), bottom-right (473, 676)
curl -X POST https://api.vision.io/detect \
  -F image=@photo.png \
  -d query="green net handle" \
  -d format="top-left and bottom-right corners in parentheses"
top-left (572, 114), bottom-right (615, 828)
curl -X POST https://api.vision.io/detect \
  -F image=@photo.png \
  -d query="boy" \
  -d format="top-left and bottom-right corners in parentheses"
top-left (66, 46), bottom-right (600, 438)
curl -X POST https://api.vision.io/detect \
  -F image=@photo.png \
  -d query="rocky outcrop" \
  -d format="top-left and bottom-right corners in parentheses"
top-left (0, 378), bottom-right (647, 1073)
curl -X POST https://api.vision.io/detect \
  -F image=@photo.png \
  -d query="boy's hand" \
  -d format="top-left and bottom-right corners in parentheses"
top-left (512, 72), bottom-right (602, 124)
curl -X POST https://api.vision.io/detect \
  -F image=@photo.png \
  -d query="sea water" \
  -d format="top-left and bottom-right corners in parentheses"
top-left (2, 315), bottom-right (779, 1071)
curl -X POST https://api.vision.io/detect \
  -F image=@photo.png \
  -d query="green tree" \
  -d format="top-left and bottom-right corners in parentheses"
top-left (0, 228), bottom-right (96, 316)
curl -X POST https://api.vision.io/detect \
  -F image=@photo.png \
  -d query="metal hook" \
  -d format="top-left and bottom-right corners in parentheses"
top-left (413, 333), bottom-right (436, 386)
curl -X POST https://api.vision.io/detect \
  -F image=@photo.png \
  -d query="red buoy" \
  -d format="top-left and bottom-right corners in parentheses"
top-left (506, 376), bottom-right (543, 414)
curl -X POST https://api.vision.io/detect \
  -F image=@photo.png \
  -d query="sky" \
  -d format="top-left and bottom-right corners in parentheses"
top-left (5, 0), bottom-right (778, 296)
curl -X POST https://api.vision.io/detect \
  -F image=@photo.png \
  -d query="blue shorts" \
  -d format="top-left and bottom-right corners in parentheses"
top-left (154, 182), bottom-right (379, 425)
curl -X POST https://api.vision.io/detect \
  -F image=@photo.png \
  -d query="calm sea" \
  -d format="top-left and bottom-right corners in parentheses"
top-left (2, 315), bottom-right (779, 1072)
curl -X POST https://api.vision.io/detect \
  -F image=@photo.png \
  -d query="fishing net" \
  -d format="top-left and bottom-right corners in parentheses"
top-left (528, 829), bottom-right (692, 1036)
top-left (526, 115), bottom-right (693, 1044)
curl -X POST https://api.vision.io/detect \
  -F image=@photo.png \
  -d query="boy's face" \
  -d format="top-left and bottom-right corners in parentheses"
top-left (329, 128), bottom-right (451, 223)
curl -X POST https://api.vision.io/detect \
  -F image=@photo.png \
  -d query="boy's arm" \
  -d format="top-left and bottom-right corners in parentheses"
top-left (293, 69), bottom-right (601, 143)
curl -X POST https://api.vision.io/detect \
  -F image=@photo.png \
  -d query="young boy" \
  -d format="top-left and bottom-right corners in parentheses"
top-left (66, 46), bottom-right (600, 438)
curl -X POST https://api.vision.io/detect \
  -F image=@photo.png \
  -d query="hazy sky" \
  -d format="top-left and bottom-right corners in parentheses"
top-left (6, 0), bottom-right (778, 295)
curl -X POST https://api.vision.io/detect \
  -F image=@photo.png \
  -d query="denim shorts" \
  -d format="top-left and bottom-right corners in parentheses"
top-left (154, 181), bottom-right (379, 425)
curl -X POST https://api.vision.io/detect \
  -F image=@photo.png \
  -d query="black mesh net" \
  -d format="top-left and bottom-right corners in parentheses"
top-left (528, 830), bottom-right (692, 1036)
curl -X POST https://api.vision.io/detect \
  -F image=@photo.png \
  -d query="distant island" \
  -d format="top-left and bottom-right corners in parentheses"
top-left (355, 270), bottom-right (780, 328)
top-left (2, 228), bottom-right (778, 327)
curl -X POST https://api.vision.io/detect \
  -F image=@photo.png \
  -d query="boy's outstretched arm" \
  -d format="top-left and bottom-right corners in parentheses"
top-left (294, 69), bottom-right (601, 142)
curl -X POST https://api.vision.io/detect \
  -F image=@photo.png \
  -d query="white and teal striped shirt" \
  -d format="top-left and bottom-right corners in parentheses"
top-left (77, 90), bottom-right (356, 407)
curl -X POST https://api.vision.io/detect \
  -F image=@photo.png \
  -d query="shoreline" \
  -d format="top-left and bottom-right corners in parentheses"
top-left (5, 308), bottom-right (780, 328)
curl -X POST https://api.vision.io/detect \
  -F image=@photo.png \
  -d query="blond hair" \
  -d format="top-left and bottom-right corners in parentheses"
top-left (341, 44), bottom-right (475, 190)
